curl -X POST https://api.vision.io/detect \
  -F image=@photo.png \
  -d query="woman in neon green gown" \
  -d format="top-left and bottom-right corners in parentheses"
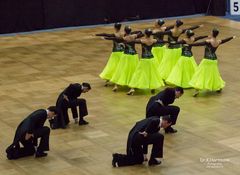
top-left (189, 29), bottom-right (235, 96)
top-left (105, 26), bottom-right (143, 92)
top-left (166, 30), bottom-right (208, 88)
top-left (151, 19), bottom-right (174, 65)
top-left (96, 23), bottom-right (125, 86)
top-left (157, 20), bottom-right (202, 80)
top-left (127, 29), bottom-right (166, 95)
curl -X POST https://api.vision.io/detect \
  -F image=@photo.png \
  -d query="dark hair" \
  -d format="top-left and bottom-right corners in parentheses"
top-left (175, 87), bottom-right (184, 94)
top-left (212, 28), bottom-right (219, 38)
top-left (82, 82), bottom-right (91, 90)
top-left (176, 19), bottom-right (183, 27)
top-left (48, 106), bottom-right (57, 114)
top-left (124, 26), bottom-right (132, 34)
top-left (144, 29), bottom-right (152, 37)
top-left (186, 30), bottom-right (194, 38)
top-left (114, 23), bottom-right (122, 30)
top-left (162, 115), bottom-right (172, 123)
top-left (157, 19), bottom-right (165, 26)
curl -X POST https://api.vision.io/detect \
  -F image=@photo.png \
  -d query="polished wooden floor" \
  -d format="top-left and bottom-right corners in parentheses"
top-left (0, 16), bottom-right (240, 175)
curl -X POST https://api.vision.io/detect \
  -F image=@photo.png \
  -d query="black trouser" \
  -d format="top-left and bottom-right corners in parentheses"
top-left (115, 133), bottom-right (164, 167)
top-left (68, 98), bottom-right (88, 122)
top-left (33, 126), bottom-right (50, 152)
top-left (56, 96), bottom-right (70, 128)
top-left (56, 97), bottom-right (88, 128)
top-left (12, 126), bottom-right (50, 159)
top-left (17, 139), bottom-right (36, 158)
top-left (6, 141), bottom-right (35, 160)
top-left (146, 102), bottom-right (180, 126)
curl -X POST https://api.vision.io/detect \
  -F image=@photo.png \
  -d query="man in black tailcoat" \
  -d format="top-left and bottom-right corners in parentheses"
top-left (53, 82), bottom-right (91, 129)
top-left (146, 87), bottom-right (183, 133)
top-left (6, 106), bottom-right (57, 159)
top-left (112, 116), bottom-right (172, 167)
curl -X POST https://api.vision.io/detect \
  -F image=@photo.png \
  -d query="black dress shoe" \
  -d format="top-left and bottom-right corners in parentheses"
top-left (79, 120), bottom-right (89, 125)
top-left (165, 126), bottom-right (178, 134)
top-left (148, 158), bottom-right (161, 166)
top-left (35, 151), bottom-right (48, 158)
top-left (112, 153), bottom-right (118, 167)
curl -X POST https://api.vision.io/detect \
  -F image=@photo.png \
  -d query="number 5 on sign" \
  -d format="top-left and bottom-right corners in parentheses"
top-left (230, 0), bottom-right (240, 15)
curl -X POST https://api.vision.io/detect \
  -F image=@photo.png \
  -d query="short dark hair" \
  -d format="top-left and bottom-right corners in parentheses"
top-left (82, 82), bottom-right (91, 90)
top-left (157, 19), bottom-right (165, 26)
top-left (186, 30), bottom-right (194, 38)
top-left (124, 26), bottom-right (132, 34)
top-left (114, 23), bottom-right (122, 30)
top-left (176, 19), bottom-right (183, 27)
top-left (162, 115), bottom-right (172, 123)
top-left (175, 87), bottom-right (184, 94)
top-left (212, 28), bottom-right (219, 38)
top-left (47, 106), bottom-right (57, 114)
top-left (144, 28), bottom-right (152, 37)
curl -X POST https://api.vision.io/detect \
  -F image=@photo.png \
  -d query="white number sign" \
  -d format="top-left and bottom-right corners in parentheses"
top-left (230, 0), bottom-right (240, 15)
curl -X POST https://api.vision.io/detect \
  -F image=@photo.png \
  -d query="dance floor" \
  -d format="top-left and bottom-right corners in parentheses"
top-left (0, 16), bottom-right (240, 175)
